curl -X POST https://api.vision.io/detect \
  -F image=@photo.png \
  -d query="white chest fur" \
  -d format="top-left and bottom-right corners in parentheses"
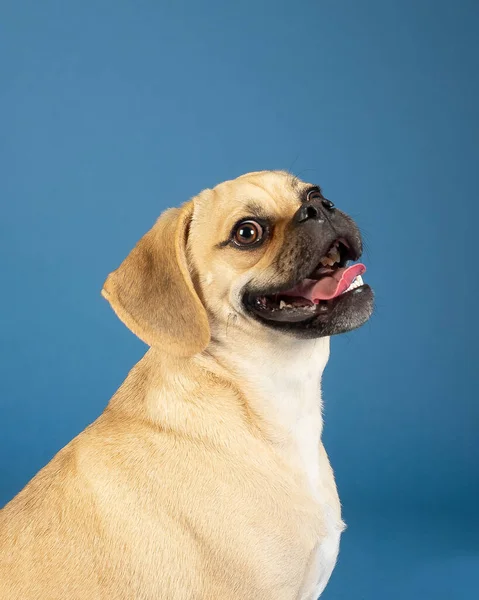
top-left (208, 333), bottom-right (344, 598)
top-left (297, 503), bottom-right (343, 600)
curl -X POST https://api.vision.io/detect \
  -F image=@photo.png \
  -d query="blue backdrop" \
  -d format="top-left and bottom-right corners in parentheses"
top-left (1, 1), bottom-right (478, 597)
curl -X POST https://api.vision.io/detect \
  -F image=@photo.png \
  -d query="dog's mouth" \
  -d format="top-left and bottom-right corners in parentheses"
top-left (244, 239), bottom-right (367, 324)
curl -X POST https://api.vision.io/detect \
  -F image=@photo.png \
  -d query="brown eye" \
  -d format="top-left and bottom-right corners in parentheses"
top-left (234, 220), bottom-right (264, 246)
top-left (307, 189), bottom-right (322, 202)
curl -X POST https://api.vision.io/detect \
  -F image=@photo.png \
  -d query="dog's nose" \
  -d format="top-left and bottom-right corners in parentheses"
top-left (321, 198), bottom-right (335, 210)
top-left (293, 198), bottom-right (335, 224)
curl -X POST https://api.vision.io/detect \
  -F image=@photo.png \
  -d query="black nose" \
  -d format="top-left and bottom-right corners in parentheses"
top-left (321, 198), bottom-right (335, 210)
top-left (293, 198), bottom-right (335, 224)
top-left (294, 204), bottom-right (322, 224)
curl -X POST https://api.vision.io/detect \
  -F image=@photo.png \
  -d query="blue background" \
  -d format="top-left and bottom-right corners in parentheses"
top-left (1, 1), bottom-right (478, 597)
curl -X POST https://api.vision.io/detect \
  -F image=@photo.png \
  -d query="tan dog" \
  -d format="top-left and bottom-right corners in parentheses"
top-left (0, 171), bottom-right (373, 599)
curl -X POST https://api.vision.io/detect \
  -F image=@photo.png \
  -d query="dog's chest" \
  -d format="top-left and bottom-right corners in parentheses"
top-left (256, 370), bottom-right (343, 597)
top-left (297, 503), bottom-right (343, 600)
top-left (287, 420), bottom-right (343, 599)
top-left (211, 339), bottom-right (343, 597)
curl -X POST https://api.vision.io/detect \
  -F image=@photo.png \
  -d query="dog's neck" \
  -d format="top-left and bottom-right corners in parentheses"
top-left (204, 325), bottom-right (330, 443)
top-left (113, 325), bottom-right (331, 496)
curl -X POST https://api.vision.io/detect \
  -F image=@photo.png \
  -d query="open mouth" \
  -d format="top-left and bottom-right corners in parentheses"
top-left (244, 239), bottom-right (367, 323)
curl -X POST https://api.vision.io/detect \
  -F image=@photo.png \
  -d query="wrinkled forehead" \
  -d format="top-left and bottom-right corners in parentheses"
top-left (202, 171), bottom-right (311, 236)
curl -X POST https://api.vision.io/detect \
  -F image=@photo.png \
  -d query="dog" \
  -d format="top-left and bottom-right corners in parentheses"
top-left (0, 170), bottom-right (373, 599)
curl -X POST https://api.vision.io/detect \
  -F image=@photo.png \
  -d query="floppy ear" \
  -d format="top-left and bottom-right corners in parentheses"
top-left (102, 201), bottom-right (210, 356)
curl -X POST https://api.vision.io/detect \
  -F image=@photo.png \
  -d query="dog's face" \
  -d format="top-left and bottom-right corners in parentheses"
top-left (102, 171), bottom-right (373, 356)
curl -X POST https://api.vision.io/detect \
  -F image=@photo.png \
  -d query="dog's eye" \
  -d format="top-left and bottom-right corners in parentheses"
top-left (307, 189), bottom-right (322, 202)
top-left (233, 221), bottom-right (264, 246)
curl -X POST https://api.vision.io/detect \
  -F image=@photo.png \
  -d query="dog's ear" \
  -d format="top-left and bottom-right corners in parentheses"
top-left (102, 201), bottom-right (210, 356)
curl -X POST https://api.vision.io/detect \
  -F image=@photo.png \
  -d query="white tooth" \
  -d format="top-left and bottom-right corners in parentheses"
top-left (345, 279), bottom-right (356, 292)
top-left (344, 274), bottom-right (365, 293)
top-left (279, 300), bottom-right (287, 309)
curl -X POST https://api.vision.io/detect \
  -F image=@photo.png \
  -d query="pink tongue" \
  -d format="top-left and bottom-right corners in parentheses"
top-left (285, 263), bottom-right (366, 303)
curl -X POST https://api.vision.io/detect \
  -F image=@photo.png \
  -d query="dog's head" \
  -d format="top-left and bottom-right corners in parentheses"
top-left (102, 171), bottom-right (374, 356)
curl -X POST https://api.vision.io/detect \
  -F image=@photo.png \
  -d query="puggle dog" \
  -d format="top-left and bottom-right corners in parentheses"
top-left (0, 171), bottom-right (373, 599)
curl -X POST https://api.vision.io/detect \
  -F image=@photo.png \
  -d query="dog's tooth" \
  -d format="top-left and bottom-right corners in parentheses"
top-left (321, 257), bottom-right (335, 267)
top-left (279, 300), bottom-right (286, 309)
top-left (344, 274), bottom-right (365, 293)
top-left (332, 250), bottom-right (340, 264)
top-left (345, 278), bottom-right (357, 292)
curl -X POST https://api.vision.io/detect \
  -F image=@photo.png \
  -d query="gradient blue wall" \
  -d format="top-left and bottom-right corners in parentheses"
top-left (1, 1), bottom-right (478, 597)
